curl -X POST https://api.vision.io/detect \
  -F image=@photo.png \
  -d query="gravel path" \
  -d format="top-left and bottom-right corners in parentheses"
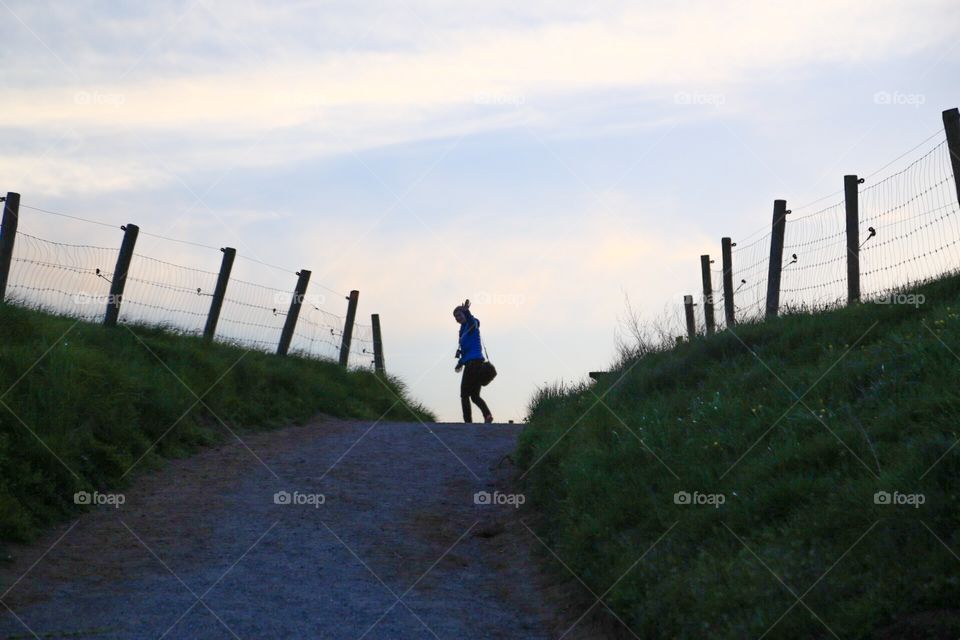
top-left (0, 418), bottom-right (577, 639)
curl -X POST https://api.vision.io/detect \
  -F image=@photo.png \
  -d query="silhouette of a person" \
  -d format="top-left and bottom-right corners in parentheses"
top-left (453, 299), bottom-right (493, 423)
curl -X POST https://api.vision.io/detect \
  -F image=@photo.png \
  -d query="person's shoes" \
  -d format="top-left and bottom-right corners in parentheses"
top-left (484, 414), bottom-right (494, 424)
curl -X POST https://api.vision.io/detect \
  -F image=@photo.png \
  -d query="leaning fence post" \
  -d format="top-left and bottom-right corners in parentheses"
top-left (844, 175), bottom-right (862, 304)
top-left (944, 108), bottom-right (960, 209)
top-left (371, 313), bottom-right (385, 375)
top-left (0, 192), bottom-right (21, 303)
top-left (338, 290), bottom-right (360, 367)
top-left (104, 223), bottom-right (139, 327)
top-left (683, 295), bottom-right (696, 341)
top-left (765, 199), bottom-right (788, 319)
top-left (721, 237), bottom-right (736, 326)
top-left (203, 247), bottom-right (235, 341)
top-left (277, 269), bottom-right (311, 356)
top-left (700, 254), bottom-right (716, 335)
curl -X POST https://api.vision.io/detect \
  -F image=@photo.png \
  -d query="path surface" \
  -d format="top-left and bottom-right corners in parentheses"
top-left (0, 418), bottom-right (584, 639)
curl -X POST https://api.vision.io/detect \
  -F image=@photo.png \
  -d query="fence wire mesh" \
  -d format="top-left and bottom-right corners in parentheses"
top-left (860, 138), bottom-right (960, 297)
top-left (0, 209), bottom-right (375, 369)
top-left (722, 130), bottom-right (958, 325)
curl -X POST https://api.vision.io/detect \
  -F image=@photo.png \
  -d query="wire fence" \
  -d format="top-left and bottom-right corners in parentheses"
top-left (0, 206), bottom-right (380, 370)
top-left (5, 111), bottom-right (960, 359)
top-left (687, 109), bottom-right (960, 335)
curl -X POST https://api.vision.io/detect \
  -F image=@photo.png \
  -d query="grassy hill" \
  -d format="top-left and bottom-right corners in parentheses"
top-left (0, 303), bottom-right (433, 542)
top-left (518, 275), bottom-right (960, 639)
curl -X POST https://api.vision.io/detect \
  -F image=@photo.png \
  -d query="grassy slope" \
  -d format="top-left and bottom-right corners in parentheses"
top-left (0, 304), bottom-right (433, 542)
top-left (518, 275), bottom-right (960, 639)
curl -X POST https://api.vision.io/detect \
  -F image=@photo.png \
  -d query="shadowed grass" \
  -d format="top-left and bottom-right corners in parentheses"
top-left (0, 304), bottom-right (433, 542)
top-left (518, 274), bottom-right (960, 639)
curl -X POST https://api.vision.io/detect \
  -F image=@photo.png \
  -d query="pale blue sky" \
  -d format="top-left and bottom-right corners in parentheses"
top-left (2, 0), bottom-right (959, 420)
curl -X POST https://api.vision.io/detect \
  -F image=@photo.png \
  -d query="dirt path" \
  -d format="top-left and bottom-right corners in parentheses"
top-left (0, 418), bottom-right (590, 639)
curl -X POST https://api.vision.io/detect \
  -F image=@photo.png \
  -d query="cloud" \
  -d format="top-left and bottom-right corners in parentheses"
top-left (1, 0), bottom-right (954, 191)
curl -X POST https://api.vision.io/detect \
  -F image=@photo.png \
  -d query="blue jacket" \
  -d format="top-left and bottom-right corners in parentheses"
top-left (457, 309), bottom-right (484, 365)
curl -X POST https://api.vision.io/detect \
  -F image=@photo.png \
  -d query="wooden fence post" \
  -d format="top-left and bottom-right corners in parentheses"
top-left (844, 175), bottom-right (862, 304)
top-left (338, 289), bottom-right (360, 367)
top-left (721, 237), bottom-right (736, 326)
top-left (683, 295), bottom-right (696, 341)
top-left (371, 313), bottom-right (385, 375)
top-left (944, 108), bottom-right (960, 209)
top-left (277, 269), bottom-right (311, 356)
top-left (765, 199), bottom-right (788, 318)
top-left (104, 223), bottom-right (139, 327)
top-left (0, 192), bottom-right (20, 303)
top-left (700, 254), bottom-right (716, 335)
top-left (203, 247), bottom-right (235, 341)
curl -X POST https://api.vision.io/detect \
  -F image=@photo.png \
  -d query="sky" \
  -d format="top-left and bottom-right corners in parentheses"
top-left (1, 0), bottom-right (959, 421)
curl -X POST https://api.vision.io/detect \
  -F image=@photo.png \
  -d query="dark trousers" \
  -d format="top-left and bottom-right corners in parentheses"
top-left (460, 360), bottom-right (491, 423)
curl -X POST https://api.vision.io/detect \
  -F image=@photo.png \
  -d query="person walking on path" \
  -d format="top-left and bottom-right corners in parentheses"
top-left (453, 299), bottom-right (494, 424)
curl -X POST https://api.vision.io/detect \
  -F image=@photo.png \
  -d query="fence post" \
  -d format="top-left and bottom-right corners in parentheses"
top-left (683, 295), bottom-right (696, 341)
top-left (104, 223), bottom-right (139, 327)
top-left (721, 237), bottom-right (736, 327)
top-left (700, 254), bottom-right (716, 335)
top-left (0, 192), bottom-right (21, 303)
top-left (944, 108), bottom-right (960, 208)
top-left (844, 175), bottom-right (862, 304)
top-left (338, 290), bottom-right (360, 367)
top-left (277, 269), bottom-right (311, 356)
top-left (371, 313), bottom-right (385, 375)
top-left (765, 199), bottom-right (788, 318)
top-left (203, 247), bottom-right (236, 341)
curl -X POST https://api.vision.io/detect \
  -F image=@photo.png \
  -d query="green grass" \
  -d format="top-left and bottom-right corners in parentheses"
top-left (0, 304), bottom-right (433, 542)
top-left (518, 275), bottom-right (960, 639)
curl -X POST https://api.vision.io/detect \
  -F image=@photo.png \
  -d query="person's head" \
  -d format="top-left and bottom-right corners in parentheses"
top-left (453, 298), bottom-right (470, 324)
